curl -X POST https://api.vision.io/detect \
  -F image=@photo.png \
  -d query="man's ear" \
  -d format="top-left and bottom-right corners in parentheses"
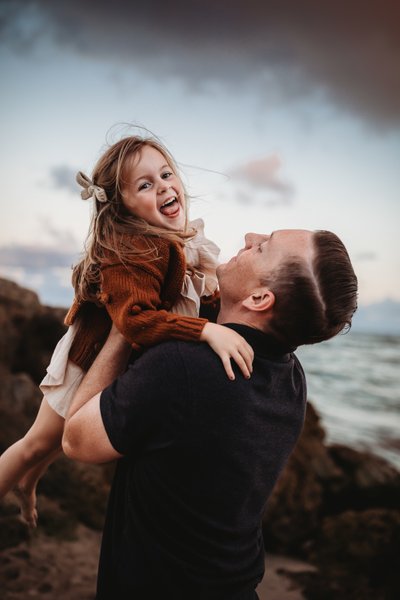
top-left (242, 288), bottom-right (275, 312)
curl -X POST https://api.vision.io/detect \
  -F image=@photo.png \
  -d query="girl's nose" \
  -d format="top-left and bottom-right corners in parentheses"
top-left (157, 179), bottom-right (170, 194)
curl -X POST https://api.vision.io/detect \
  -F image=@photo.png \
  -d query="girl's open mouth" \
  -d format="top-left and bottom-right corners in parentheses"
top-left (160, 197), bottom-right (180, 217)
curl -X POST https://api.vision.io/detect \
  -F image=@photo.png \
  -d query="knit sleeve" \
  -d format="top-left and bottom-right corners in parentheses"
top-left (99, 261), bottom-right (207, 350)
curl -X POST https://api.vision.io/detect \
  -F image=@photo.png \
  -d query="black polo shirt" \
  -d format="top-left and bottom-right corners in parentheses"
top-left (97, 324), bottom-right (306, 599)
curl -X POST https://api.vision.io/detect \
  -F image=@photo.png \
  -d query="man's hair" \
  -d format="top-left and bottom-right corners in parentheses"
top-left (266, 230), bottom-right (358, 348)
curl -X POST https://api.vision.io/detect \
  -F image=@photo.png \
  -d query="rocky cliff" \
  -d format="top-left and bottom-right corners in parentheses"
top-left (0, 277), bottom-right (399, 599)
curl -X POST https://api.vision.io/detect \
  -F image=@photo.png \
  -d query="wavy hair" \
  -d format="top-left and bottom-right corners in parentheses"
top-left (72, 136), bottom-right (193, 303)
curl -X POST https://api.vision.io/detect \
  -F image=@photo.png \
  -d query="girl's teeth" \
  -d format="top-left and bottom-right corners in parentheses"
top-left (160, 197), bottom-right (179, 215)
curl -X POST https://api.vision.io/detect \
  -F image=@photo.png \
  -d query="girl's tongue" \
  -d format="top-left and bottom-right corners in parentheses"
top-left (160, 198), bottom-right (179, 216)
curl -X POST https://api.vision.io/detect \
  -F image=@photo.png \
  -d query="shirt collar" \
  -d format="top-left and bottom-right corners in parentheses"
top-left (223, 323), bottom-right (295, 361)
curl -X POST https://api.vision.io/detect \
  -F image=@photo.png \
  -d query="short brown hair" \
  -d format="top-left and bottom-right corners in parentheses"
top-left (266, 231), bottom-right (358, 348)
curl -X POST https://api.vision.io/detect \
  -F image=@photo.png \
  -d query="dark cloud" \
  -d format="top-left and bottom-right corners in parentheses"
top-left (49, 165), bottom-right (79, 195)
top-left (0, 243), bottom-right (77, 269)
top-left (1, 1), bottom-right (399, 127)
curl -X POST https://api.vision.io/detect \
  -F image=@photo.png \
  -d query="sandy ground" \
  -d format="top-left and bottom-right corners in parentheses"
top-left (1, 525), bottom-right (102, 600)
top-left (1, 524), bottom-right (314, 599)
top-left (256, 554), bottom-right (316, 600)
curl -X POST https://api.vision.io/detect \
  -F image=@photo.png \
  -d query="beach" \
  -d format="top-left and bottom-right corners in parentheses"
top-left (1, 516), bottom-right (314, 600)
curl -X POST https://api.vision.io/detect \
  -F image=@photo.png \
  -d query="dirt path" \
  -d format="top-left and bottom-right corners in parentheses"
top-left (1, 526), bottom-right (314, 599)
top-left (1, 525), bottom-right (101, 600)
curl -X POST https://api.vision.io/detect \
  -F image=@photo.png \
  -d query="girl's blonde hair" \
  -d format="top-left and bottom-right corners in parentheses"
top-left (73, 136), bottom-right (192, 303)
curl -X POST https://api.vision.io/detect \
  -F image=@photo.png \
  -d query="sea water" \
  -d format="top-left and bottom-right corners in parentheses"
top-left (296, 332), bottom-right (400, 470)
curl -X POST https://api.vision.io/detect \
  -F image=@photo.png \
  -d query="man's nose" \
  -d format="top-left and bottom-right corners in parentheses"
top-left (244, 232), bottom-right (270, 248)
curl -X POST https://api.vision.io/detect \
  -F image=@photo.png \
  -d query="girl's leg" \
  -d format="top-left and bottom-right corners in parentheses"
top-left (0, 397), bottom-right (64, 525)
top-left (14, 447), bottom-right (62, 527)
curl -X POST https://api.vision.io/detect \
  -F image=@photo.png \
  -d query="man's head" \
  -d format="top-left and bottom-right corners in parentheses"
top-left (217, 229), bottom-right (358, 349)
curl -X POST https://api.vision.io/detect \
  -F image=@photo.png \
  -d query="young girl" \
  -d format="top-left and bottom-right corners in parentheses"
top-left (0, 135), bottom-right (254, 527)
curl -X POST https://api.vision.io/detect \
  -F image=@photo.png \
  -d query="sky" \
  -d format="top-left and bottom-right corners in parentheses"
top-left (0, 0), bottom-right (399, 314)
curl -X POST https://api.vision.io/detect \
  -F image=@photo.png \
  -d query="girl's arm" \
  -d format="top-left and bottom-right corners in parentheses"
top-left (100, 262), bottom-right (207, 346)
top-left (100, 262), bottom-right (253, 380)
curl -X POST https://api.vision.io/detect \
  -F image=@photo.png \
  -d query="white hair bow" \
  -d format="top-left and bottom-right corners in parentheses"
top-left (76, 171), bottom-right (108, 203)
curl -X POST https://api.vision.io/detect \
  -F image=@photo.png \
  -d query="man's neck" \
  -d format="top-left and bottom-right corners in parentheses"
top-left (217, 303), bottom-right (262, 331)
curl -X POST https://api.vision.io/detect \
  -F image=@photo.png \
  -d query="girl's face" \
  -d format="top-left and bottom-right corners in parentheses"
top-left (121, 145), bottom-right (186, 230)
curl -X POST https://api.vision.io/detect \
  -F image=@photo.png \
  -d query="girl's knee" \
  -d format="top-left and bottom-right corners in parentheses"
top-left (20, 435), bottom-right (59, 465)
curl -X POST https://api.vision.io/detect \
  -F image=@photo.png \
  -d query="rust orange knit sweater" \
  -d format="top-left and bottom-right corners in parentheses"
top-left (64, 236), bottom-right (208, 372)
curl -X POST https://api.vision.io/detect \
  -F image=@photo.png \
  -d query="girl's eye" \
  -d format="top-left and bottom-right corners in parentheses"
top-left (162, 171), bottom-right (172, 179)
top-left (139, 182), bottom-right (151, 191)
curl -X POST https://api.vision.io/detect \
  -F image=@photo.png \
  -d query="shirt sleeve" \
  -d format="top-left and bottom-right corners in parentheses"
top-left (99, 343), bottom-right (189, 456)
top-left (100, 260), bottom-right (208, 350)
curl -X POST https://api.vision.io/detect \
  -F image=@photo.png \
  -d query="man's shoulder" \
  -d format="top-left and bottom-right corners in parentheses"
top-left (134, 339), bottom-right (216, 386)
top-left (141, 338), bottom-right (211, 365)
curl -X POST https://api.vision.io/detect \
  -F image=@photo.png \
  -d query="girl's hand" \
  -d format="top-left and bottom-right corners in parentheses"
top-left (200, 323), bottom-right (254, 380)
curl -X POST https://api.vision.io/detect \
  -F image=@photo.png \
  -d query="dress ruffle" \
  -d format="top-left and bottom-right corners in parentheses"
top-left (172, 219), bottom-right (220, 318)
top-left (40, 323), bottom-right (85, 418)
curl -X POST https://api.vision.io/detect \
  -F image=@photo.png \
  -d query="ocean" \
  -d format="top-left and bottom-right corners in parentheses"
top-left (296, 331), bottom-right (400, 470)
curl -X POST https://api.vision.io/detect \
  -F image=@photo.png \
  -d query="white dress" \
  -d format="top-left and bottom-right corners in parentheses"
top-left (40, 219), bottom-right (220, 418)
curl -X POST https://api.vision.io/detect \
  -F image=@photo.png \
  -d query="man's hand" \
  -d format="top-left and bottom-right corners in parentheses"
top-left (200, 323), bottom-right (254, 380)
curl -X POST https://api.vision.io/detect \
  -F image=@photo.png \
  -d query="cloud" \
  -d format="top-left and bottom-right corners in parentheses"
top-left (1, 1), bottom-right (399, 127)
top-left (0, 243), bottom-right (77, 269)
top-left (228, 154), bottom-right (294, 206)
top-left (0, 224), bottom-right (81, 304)
top-left (355, 252), bottom-right (377, 262)
top-left (35, 217), bottom-right (81, 251)
top-left (0, 242), bottom-right (77, 306)
top-left (49, 165), bottom-right (80, 195)
top-left (0, 264), bottom-right (74, 308)
top-left (233, 155), bottom-right (293, 192)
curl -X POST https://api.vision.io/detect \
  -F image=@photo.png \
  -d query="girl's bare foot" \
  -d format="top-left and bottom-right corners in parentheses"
top-left (13, 485), bottom-right (38, 528)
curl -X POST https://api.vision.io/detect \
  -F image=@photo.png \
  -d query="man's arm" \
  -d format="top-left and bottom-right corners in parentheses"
top-left (62, 324), bottom-right (132, 464)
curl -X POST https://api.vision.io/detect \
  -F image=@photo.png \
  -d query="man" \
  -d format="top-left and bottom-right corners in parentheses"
top-left (63, 229), bottom-right (357, 600)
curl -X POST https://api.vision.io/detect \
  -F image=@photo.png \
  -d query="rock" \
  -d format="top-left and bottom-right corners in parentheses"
top-left (0, 277), bottom-right (67, 382)
top-left (0, 278), bottom-right (41, 320)
top-left (262, 403), bottom-right (343, 553)
top-left (13, 311), bottom-right (67, 384)
top-left (0, 278), bottom-right (110, 546)
top-left (38, 457), bottom-right (113, 530)
top-left (263, 403), bottom-right (400, 552)
top-left (262, 403), bottom-right (400, 598)
top-left (326, 444), bottom-right (400, 511)
top-left (292, 508), bottom-right (400, 599)
top-left (0, 369), bottom-right (42, 450)
top-left (0, 500), bottom-right (31, 551)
